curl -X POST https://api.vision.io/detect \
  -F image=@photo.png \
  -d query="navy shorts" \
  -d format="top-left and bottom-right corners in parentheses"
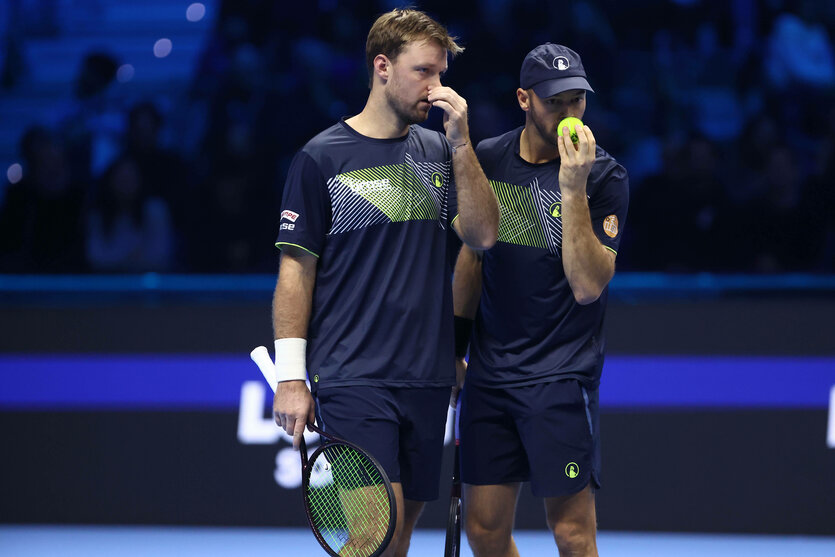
top-left (459, 379), bottom-right (601, 497)
top-left (315, 385), bottom-right (449, 501)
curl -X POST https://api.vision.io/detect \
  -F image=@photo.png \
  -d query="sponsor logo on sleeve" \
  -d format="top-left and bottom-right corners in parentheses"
top-left (603, 214), bottom-right (619, 238)
top-left (281, 210), bottom-right (299, 223)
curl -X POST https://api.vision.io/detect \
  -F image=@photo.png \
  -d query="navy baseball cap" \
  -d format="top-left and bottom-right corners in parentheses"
top-left (520, 43), bottom-right (594, 98)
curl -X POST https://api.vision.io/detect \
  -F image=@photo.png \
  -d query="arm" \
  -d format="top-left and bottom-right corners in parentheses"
top-left (451, 144), bottom-right (500, 249)
top-left (272, 245), bottom-right (318, 449)
top-left (450, 244), bottom-right (483, 405)
top-left (557, 124), bottom-right (616, 305)
top-left (453, 244), bottom-right (483, 319)
top-left (427, 86), bottom-right (499, 249)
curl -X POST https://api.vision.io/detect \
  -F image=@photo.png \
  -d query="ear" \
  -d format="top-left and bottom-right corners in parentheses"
top-left (516, 88), bottom-right (530, 112)
top-left (373, 54), bottom-right (391, 84)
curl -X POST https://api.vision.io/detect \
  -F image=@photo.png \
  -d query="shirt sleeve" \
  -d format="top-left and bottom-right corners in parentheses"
top-left (589, 163), bottom-right (629, 254)
top-left (275, 150), bottom-right (331, 257)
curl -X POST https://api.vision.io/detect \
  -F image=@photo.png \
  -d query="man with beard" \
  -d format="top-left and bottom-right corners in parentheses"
top-left (452, 44), bottom-right (628, 557)
top-left (269, 8), bottom-right (498, 556)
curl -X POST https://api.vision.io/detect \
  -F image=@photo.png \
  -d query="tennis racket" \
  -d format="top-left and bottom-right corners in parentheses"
top-left (251, 346), bottom-right (397, 557)
top-left (443, 396), bottom-right (462, 557)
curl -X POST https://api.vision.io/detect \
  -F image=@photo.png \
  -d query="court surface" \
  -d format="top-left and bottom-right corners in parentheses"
top-left (2, 526), bottom-right (834, 556)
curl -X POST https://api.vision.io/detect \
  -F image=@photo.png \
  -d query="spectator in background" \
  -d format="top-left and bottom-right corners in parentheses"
top-left (0, 126), bottom-right (86, 272)
top-left (764, 2), bottom-right (835, 92)
top-left (60, 51), bottom-right (125, 185)
top-left (739, 146), bottom-right (823, 273)
top-left (809, 105), bottom-right (835, 271)
top-left (733, 113), bottom-right (780, 202)
top-left (627, 135), bottom-right (733, 272)
top-left (187, 162), bottom-right (275, 272)
top-left (124, 101), bottom-right (189, 265)
top-left (85, 156), bottom-right (174, 272)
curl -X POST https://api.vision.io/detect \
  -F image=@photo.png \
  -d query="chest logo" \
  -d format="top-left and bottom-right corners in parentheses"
top-left (431, 172), bottom-right (443, 188)
top-left (549, 202), bottom-right (562, 218)
top-left (603, 214), bottom-right (619, 238)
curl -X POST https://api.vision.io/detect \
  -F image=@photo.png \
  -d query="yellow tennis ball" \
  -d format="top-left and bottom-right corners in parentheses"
top-left (557, 117), bottom-right (583, 144)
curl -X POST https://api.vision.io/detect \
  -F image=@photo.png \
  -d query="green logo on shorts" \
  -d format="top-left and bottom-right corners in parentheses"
top-left (565, 462), bottom-right (579, 478)
top-left (313, 374), bottom-right (319, 383)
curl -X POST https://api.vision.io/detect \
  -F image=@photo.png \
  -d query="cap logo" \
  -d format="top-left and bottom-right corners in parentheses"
top-left (553, 56), bottom-right (570, 70)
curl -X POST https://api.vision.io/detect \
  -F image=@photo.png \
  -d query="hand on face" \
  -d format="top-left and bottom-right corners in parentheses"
top-left (428, 85), bottom-right (469, 146)
top-left (557, 122), bottom-right (596, 193)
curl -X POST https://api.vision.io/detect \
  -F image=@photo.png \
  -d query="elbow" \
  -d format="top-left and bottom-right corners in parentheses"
top-left (469, 232), bottom-right (497, 250)
top-left (573, 288), bottom-right (602, 305)
top-left (462, 225), bottom-right (497, 250)
top-left (475, 218), bottom-right (500, 250)
top-left (467, 236), bottom-right (496, 251)
top-left (568, 261), bottom-right (615, 305)
top-left (570, 280), bottom-right (606, 305)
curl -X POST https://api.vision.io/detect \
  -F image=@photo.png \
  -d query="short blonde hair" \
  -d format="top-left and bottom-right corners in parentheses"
top-left (365, 8), bottom-right (464, 87)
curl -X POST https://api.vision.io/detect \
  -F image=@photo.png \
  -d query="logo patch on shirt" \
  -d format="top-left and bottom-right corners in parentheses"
top-left (431, 171), bottom-right (443, 188)
top-left (281, 210), bottom-right (299, 223)
top-left (549, 202), bottom-right (561, 218)
top-left (343, 176), bottom-right (393, 194)
top-left (603, 214), bottom-right (619, 238)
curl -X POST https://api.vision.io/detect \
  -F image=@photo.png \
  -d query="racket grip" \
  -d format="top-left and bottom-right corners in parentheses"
top-left (250, 345), bottom-right (278, 393)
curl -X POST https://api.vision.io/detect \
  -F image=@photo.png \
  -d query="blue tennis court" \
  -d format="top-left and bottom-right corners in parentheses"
top-left (2, 526), bottom-right (834, 556)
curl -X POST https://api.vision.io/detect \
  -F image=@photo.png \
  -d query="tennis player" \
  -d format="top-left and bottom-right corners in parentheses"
top-left (453, 43), bottom-right (629, 557)
top-left (271, 8), bottom-right (499, 556)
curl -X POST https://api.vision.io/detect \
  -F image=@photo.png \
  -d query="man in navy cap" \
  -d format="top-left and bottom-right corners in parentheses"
top-left (452, 43), bottom-right (629, 556)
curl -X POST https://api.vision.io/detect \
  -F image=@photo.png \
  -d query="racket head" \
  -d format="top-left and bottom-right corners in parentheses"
top-left (302, 437), bottom-right (397, 557)
top-left (443, 495), bottom-right (461, 557)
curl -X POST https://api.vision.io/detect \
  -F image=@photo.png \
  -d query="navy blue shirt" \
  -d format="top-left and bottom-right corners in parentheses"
top-left (468, 127), bottom-right (629, 389)
top-left (277, 119), bottom-right (458, 389)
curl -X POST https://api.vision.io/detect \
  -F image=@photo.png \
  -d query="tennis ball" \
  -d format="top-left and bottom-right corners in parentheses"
top-left (557, 117), bottom-right (583, 144)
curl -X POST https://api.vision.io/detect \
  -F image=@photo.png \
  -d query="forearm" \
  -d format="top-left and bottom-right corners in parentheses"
top-left (560, 190), bottom-right (615, 305)
top-left (453, 145), bottom-right (499, 250)
top-left (272, 250), bottom-right (317, 339)
top-left (271, 249), bottom-right (318, 445)
top-left (452, 244), bottom-right (483, 319)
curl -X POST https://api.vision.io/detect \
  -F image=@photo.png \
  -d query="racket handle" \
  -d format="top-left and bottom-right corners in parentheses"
top-left (250, 345), bottom-right (278, 393)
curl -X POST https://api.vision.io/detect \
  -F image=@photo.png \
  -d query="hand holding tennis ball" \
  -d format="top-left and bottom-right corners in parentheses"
top-left (558, 117), bottom-right (584, 145)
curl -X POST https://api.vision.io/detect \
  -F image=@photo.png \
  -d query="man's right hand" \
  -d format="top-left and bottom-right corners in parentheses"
top-left (274, 380), bottom-right (316, 450)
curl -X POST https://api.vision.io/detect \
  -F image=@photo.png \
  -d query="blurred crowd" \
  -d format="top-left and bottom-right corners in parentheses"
top-left (0, 0), bottom-right (833, 274)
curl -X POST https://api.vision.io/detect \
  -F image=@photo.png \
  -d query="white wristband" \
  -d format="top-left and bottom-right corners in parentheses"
top-left (274, 338), bottom-right (308, 383)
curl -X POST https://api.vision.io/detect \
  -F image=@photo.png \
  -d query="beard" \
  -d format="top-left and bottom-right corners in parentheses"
top-left (530, 107), bottom-right (560, 148)
top-left (385, 85), bottom-right (430, 126)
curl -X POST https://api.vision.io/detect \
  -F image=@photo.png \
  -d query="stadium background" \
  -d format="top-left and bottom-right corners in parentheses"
top-left (1, 0), bottom-right (833, 543)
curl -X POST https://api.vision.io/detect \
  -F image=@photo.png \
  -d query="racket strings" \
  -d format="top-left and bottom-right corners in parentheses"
top-left (306, 443), bottom-right (392, 557)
